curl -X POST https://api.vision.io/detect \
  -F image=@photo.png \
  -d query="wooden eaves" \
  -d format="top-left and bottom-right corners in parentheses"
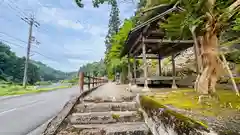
top-left (120, 3), bottom-right (194, 59)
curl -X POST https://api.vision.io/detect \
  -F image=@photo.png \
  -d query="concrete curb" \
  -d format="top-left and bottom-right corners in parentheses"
top-left (27, 117), bottom-right (54, 135)
top-left (41, 84), bottom-right (105, 135)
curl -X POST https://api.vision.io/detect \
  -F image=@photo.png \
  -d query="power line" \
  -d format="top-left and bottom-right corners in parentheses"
top-left (0, 38), bottom-right (26, 48)
top-left (31, 50), bottom-right (59, 62)
top-left (4, 0), bottom-right (30, 23)
top-left (7, 0), bottom-right (28, 17)
top-left (0, 38), bottom-right (59, 62)
top-left (0, 31), bottom-right (28, 44)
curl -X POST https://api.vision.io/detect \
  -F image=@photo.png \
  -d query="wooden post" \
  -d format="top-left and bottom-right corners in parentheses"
top-left (142, 36), bottom-right (149, 91)
top-left (171, 54), bottom-right (178, 89)
top-left (158, 53), bottom-right (162, 76)
top-left (88, 76), bottom-right (90, 90)
top-left (133, 57), bottom-right (137, 84)
top-left (128, 56), bottom-right (132, 87)
top-left (79, 72), bottom-right (84, 93)
top-left (92, 77), bottom-right (95, 87)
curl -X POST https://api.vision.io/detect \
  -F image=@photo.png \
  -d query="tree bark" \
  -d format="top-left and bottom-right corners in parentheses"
top-left (196, 30), bottom-right (222, 94)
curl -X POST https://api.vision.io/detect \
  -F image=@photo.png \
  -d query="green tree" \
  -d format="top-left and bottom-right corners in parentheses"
top-left (105, 0), bottom-right (120, 52)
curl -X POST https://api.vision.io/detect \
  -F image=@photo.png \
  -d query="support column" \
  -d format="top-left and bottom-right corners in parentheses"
top-left (79, 72), bottom-right (84, 93)
top-left (133, 57), bottom-right (137, 85)
top-left (158, 54), bottom-right (162, 76)
top-left (142, 37), bottom-right (149, 91)
top-left (171, 54), bottom-right (178, 89)
top-left (128, 56), bottom-right (132, 87)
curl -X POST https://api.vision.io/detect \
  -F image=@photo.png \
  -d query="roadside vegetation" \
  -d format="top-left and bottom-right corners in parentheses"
top-left (0, 80), bottom-right (73, 96)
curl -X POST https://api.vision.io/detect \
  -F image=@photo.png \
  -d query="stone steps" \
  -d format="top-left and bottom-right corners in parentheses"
top-left (57, 96), bottom-right (151, 135)
top-left (82, 95), bottom-right (136, 103)
top-left (74, 102), bottom-right (138, 113)
top-left (70, 111), bottom-right (142, 124)
top-left (73, 122), bottom-right (149, 135)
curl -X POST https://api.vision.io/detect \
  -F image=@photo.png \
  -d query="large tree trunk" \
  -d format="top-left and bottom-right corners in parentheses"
top-left (196, 27), bottom-right (222, 94)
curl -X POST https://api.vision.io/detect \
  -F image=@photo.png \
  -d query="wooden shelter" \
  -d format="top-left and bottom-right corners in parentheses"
top-left (120, 4), bottom-right (199, 91)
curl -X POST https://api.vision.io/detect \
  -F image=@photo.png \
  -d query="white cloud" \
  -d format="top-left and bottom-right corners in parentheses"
top-left (36, 7), bottom-right (84, 30)
top-left (83, 24), bottom-right (108, 36)
top-left (58, 19), bottom-right (84, 30)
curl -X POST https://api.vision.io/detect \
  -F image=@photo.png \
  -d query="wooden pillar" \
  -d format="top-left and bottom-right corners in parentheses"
top-left (79, 72), bottom-right (84, 93)
top-left (87, 76), bottom-right (90, 90)
top-left (92, 77), bottom-right (95, 87)
top-left (171, 54), bottom-right (178, 89)
top-left (158, 54), bottom-right (162, 76)
top-left (133, 57), bottom-right (137, 85)
top-left (128, 56), bottom-right (132, 86)
top-left (142, 37), bottom-right (149, 91)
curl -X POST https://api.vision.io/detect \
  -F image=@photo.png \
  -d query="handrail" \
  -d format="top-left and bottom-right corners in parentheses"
top-left (78, 72), bottom-right (108, 93)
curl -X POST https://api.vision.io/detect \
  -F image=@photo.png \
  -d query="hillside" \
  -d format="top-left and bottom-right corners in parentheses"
top-left (0, 42), bottom-right (76, 84)
top-left (79, 59), bottom-right (106, 77)
top-left (32, 61), bottom-right (77, 81)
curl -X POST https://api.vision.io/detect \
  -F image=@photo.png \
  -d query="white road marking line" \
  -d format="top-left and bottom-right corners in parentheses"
top-left (0, 108), bottom-right (17, 116)
top-left (0, 100), bottom-right (46, 116)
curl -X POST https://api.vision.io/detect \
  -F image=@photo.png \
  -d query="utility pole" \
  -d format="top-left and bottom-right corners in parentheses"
top-left (22, 14), bottom-right (40, 88)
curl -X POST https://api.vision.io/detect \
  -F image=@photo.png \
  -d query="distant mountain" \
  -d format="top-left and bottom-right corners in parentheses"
top-left (31, 61), bottom-right (78, 82)
top-left (0, 41), bottom-right (77, 84)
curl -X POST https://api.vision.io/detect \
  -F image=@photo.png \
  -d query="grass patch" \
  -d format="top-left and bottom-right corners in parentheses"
top-left (150, 89), bottom-right (240, 117)
top-left (0, 85), bottom-right (72, 96)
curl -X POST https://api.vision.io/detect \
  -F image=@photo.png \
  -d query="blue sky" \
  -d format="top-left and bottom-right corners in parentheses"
top-left (0, 0), bottom-right (137, 72)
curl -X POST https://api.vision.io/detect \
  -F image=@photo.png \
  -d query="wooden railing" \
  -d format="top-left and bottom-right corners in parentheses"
top-left (79, 72), bottom-right (108, 93)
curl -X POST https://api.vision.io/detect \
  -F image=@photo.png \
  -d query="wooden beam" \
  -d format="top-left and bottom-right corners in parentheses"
top-left (129, 34), bottom-right (142, 54)
top-left (144, 39), bottom-right (194, 44)
top-left (148, 30), bottom-right (165, 36)
top-left (142, 4), bottom-right (170, 13)
top-left (131, 5), bottom-right (178, 34)
top-left (158, 42), bottom-right (193, 58)
top-left (131, 43), bottom-right (143, 57)
top-left (135, 56), bottom-right (159, 59)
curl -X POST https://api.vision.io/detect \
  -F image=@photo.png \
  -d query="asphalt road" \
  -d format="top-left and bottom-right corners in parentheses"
top-left (0, 86), bottom-right (83, 135)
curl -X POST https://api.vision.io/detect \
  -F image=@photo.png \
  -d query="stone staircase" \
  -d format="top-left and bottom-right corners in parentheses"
top-left (56, 96), bottom-right (151, 135)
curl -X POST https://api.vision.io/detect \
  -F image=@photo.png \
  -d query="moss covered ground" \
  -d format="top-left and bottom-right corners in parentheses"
top-left (149, 89), bottom-right (240, 117)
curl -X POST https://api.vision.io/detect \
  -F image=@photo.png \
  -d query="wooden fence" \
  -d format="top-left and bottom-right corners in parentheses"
top-left (79, 72), bottom-right (108, 92)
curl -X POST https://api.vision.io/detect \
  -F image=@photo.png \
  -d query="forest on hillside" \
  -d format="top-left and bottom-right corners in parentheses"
top-left (78, 59), bottom-right (106, 77)
top-left (0, 42), bottom-right (75, 85)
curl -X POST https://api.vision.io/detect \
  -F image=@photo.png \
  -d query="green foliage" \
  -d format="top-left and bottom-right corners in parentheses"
top-left (104, 19), bottom-right (134, 79)
top-left (105, 0), bottom-right (120, 51)
top-left (79, 59), bottom-right (106, 77)
top-left (225, 50), bottom-right (240, 64)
